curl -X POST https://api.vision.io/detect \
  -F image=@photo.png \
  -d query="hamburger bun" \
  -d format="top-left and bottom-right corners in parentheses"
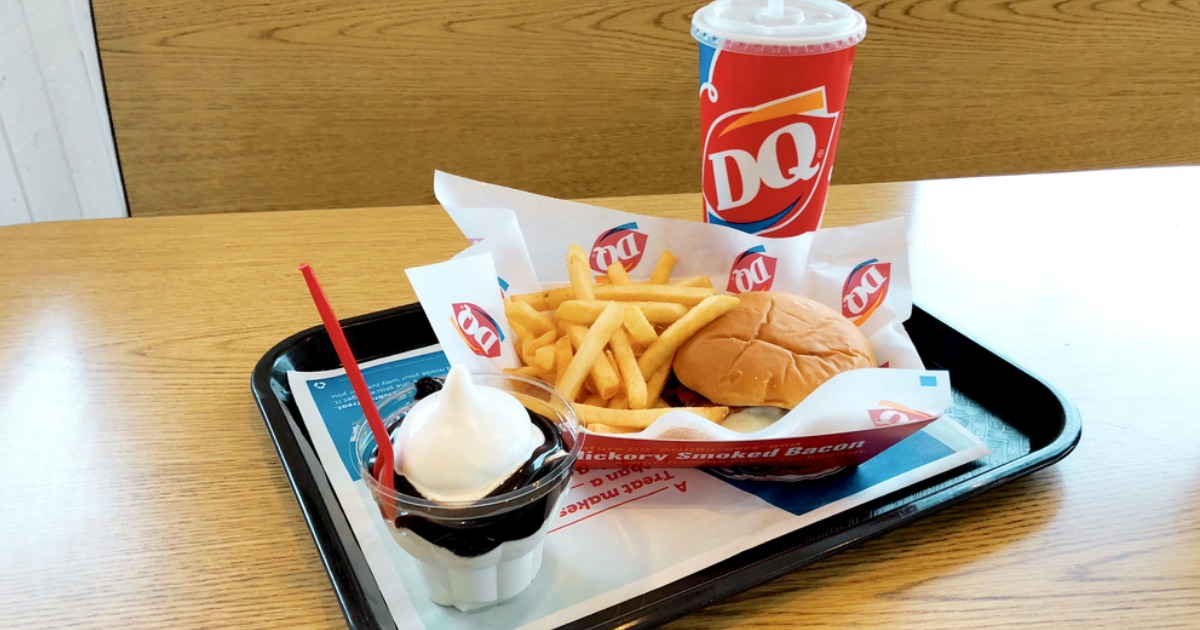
top-left (672, 291), bottom-right (876, 408)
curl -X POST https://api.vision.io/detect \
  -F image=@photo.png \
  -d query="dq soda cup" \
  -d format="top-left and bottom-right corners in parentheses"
top-left (693, 0), bottom-right (867, 237)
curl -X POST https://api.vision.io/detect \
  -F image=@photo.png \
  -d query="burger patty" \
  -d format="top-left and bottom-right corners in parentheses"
top-left (661, 373), bottom-right (722, 409)
top-left (663, 372), bottom-right (793, 435)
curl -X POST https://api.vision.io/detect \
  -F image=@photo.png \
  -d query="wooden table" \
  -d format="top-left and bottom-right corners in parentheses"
top-left (2, 167), bottom-right (1197, 628)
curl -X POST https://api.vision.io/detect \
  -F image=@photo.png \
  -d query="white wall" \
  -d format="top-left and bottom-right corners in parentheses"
top-left (0, 0), bottom-right (126, 227)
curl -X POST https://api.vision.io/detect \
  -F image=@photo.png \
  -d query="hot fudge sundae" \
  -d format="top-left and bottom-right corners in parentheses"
top-left (354, 366), bottom-right (580, 610)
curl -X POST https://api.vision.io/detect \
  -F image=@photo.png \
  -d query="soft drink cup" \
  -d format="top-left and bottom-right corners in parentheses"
top-left (352, 372), bottom-right (581, 611)
top-left (693, 0), bottom-right (867, 237)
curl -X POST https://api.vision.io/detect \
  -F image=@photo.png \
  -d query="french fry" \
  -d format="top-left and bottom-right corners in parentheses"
top-left (586, 422), bottom-right (642, 435)
top-left (503, 244), bottom-right (745, 440)
top-left (531, 343), bottom-right (556, 372)
top-left (556, 304), bottom-right (624, 401)
top-left (520, 328), bottom-right (556, 366)
top-left (565, 324), bottom-right (622, 399)
top-left (575, 403), bottom-right (729, 428)
top-left (510, 392), bottom-right (559, 422)
top-left (644, 361), bottom-right (672, 408)
top-left (558, 299), bottom-right (688, 326)
top-left (510, 281), bottom-right (713, 310)
top-left (605, 260), bottom-right (632, 285)
top-left (638, 294), bottom-right (740, 377)
top-left (508, 318), bottom-right (533, 346)
top-left (609, 324), bottom-right (648, 409)
top-left (534, 328), bottom-right (556, 347)
top-left (607, 392), bottom-right (629, 409)
top-left (510, 286), bottom-right (576, 311)
top-left (673, 275), bottom-right (714, 288)
top-left (594, 284), bottom-right (715, 305)
top-left (649, 250), bottom-right (677, 284)
top-left (504, 300), bottom-right (555, 336)
top-left (505, 365), bottom-right (547, 378)
top-left (517, 338), bottom-right (533, 366)
top-left (568, 245), bottom-right (596, 300)
top-left (553, 335), bottom-right (573, 384)
top-left (582, 392), bottom-right (606, 407)
top-left (621, 306), bottom-right (659, 347)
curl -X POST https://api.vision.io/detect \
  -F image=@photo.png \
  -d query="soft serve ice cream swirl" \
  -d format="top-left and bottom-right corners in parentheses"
top-left (393, 366), bottom-right (544, 503)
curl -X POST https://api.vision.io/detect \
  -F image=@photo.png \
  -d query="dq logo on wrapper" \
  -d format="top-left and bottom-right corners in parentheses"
top-left (590, 222), bottom-right (648, 273)
top-left (703, 87), bottom-right (838, 234)
top-left (726, 245), bottom-right (777, 293)
top-left (450, 302), bottom-right (505, 358)
top-left (868, 402), bottom-right (936, 428)
top-left (842, 259), bottom-right (891, 326)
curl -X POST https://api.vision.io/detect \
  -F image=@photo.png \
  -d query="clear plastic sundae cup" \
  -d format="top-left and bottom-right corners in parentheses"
top-left (351, 372), bottom-right (581, 611)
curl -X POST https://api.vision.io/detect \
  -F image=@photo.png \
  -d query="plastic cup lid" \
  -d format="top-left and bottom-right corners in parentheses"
top-left (692, 0), bottom-right (867, 56)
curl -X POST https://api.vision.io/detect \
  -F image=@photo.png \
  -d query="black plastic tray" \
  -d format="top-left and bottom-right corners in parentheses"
top-left (251, 304), bottom-right (1081, 629)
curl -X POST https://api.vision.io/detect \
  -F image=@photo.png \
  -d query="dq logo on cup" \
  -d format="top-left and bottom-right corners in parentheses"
top-left (703, 87), bottom-right (838, 235)
top-left (726, 245), bottom-right (777, 293)
top-left (842, 258), bottom-right (891, 326)
top-left (450, 302), bottom-right (505, 358)
top-left (590, 222), bottom-right (648, 273)
top-left (868, 402), bottom-right (936, 428)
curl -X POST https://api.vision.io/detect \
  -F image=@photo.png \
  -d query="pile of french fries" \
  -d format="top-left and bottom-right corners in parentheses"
top-left (504, 245), bottom-right (739, 434)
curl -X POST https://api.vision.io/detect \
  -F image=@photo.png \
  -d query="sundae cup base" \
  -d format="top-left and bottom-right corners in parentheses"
top-left (390, 516), bottom-right (554, 611)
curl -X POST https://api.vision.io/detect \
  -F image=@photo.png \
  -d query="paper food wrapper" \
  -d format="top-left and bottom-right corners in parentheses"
top-left (404, 171), bottom-right (952, 468)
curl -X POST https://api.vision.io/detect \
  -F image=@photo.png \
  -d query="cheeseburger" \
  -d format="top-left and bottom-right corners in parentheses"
top-left (670, 291), bottom-right (876, 432)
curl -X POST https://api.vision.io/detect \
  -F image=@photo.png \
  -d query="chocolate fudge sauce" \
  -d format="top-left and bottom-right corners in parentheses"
top-left (366, 377), bottom-right (570, 557)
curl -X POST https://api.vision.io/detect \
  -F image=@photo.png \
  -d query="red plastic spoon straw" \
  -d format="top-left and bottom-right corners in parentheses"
top-left (298, 264), bottom-right (395, 497)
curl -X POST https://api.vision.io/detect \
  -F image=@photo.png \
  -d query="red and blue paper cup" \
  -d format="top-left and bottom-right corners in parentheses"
top-left (694, 0), bottom-right (867, 237)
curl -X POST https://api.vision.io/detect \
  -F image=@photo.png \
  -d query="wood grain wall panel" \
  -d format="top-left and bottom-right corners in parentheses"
top-left (92, 0), bottom-right (1200, 218)
top-left (94, 1), bottom-right (702, 217)
top-left (839, 0), bottom-right (1200, 184)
